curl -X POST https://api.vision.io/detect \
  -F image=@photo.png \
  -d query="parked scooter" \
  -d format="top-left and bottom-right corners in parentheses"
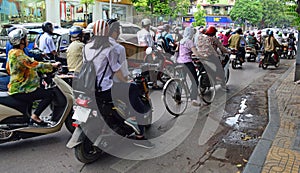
top-left (261, 51), bottom-right (280, 69)
top-left (0, 68), bottom-right (75, 144)
top-left (67, 68), bottom-right (152, 163)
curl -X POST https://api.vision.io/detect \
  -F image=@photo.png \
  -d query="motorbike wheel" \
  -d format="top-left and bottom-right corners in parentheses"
top-left (231, 60), bottom-right (237, 69)
top-left (225, 69), bottom-right (230, 84)
top-left (275, 62), bottom-right (280, 68)
top-left (64, 109), bottom-right (75, 133)
top-left (75, 135), bottom-right (103, 164)
top-left (262, 63), bottom-right (268, 69)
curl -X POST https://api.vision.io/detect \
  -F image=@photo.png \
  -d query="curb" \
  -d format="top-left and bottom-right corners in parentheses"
top-left (243, 64), bottom-right (295, 173)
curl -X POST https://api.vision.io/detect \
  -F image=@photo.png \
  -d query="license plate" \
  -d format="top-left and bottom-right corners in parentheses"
top-left (72, 106), bottom-right (91, 123)
top-left (230, 54), bottom-right (236, 60)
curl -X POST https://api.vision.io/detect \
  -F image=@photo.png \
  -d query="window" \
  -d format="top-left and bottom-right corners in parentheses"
top-left (212, 6), bottom-right (220, 14)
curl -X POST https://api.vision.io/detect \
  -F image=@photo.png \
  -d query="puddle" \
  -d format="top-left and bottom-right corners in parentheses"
top-left (238, 98), bottom-right (247, 114)
top-left (225, 114), bottom-right (240, 127)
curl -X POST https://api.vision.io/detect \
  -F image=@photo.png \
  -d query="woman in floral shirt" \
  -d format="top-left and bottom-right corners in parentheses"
top-left (6, 28), bottom-right (60, 126)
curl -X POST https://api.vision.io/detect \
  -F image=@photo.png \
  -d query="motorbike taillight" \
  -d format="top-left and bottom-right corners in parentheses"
top-left (75, 95), bottom-right (91, 107)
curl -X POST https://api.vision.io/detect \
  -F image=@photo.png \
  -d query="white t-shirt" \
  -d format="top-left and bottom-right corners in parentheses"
top-left (39, 33), bottom-right (56, 54)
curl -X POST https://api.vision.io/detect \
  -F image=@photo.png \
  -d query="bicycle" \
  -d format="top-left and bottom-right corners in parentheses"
top-left (162, 58), bottom-right (216, 116)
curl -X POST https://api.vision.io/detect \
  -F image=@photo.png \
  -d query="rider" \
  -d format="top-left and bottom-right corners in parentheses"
top-left (137, 18), bottom-right (154, 47)
top-left (39, 21), bottom-right (57, 60)
top-left (262, 30), bottom-right (281, 64)
top-left (173, 27), bottom-right (183, 43)
top-left (246, 31), bottom-right (258, 56)
top-left (6, 28), bottom-right (60, 126)
top-left (287, 32), bottom-right (297, 55)
top-left (66, 26), bottom-right (84, 74)
top-left (160, 24), bottom-right (175, 54)
top-left (228, 27), bottom-right (247, 63)
top-left (204, 26), bottom-right (230, 89)
top-left (177, 26), bottom-right (204, 106)
top-left (222, 29), bottom-right (231, 48)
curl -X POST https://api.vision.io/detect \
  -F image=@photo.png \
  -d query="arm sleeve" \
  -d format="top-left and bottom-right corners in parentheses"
top-left (20, 54), bottom-right (53, 73)
top-left (108, 46), bottom-right (122, 72)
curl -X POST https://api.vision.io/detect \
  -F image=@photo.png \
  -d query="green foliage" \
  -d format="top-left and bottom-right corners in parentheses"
top-left (132, 0), bottom-right (190, 18)
top-left (193, 5), bottom-right (206, 27)
top-left (80, 0), bottom-right (94, 24)
top-left (229, 0), bottom-right (263, 26)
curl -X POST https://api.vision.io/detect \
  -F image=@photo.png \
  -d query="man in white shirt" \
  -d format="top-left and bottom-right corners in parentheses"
top-left (137, 18), bottom-right (154, 47)
top-left (39, 21), bottom-right (57, 59)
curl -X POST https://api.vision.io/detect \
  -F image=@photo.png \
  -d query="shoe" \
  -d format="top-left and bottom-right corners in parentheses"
top-left (192, 100), bottom-right (201, 106)
top-left (133, 136), bottom-right (155, 149)
top-left (258, 64), bottom-right (262, 68)
top-left (45, 120), bottom-right (57, 127)
top-left (124, 118), bottom-right (141, 134)
top-left (29, 118), bottom-right (48, 127)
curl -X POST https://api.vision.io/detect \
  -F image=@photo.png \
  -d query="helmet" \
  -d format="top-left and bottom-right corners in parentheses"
top-left (141, 18), bottom-right (151, 27)
top-left (257, 30), bottom-right (261, 34)
top-left (205, 26), bottom-right (218, 35)
top-left (235, 27), bottom-right (242, 34)
top-left (8, 28), bottom-right (27, 46)
top-left (268, 30), bottom-right (273, 36)
top-left (69, 26), bottom-right (83, 38)
top-left (42, 21), bottom-right (54, 33)
top-left (163, 24), bottom-right (170, 31)
top-left (250, 31), bottom-right (255, 36)
top-left (93, 19), bottom-right (109, 36)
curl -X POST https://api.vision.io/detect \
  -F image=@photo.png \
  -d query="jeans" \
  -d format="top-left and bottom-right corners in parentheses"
top-left (183, 62), bottom-right (198, 101)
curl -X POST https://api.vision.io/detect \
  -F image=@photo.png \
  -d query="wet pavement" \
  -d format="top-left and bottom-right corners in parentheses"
top-left (244, 64), bottom-right (300, 173)
top-left (191, 60), bottom-right (295, 173)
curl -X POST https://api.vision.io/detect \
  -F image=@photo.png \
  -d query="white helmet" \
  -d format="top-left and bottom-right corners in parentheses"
top-left (8, 28), bottom-right (27, 46)
top-left (141, 18), bottom-right (151, 27)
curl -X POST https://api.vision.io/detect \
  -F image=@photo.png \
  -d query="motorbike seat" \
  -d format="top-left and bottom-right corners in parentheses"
top-left (0, 93), bottom-right (32, 116)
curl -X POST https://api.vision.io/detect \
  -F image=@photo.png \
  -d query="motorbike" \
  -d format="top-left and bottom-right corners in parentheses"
top-left (143, 46), bottom-right (175, 85)
top-left (0, 67), bottom-right (75, 144)
top-left (245, 46), bottom-right (257, 62)
top-left (67, 68), bottom-right (153, 163)
top-left (261, 51), bottom-right (280, 69)
top-left (287, 45), bottom-right (296, 59)
top-left (280, 42), bottom-right (288, 59)
top-left (229, 48), bottom-right (243, 69)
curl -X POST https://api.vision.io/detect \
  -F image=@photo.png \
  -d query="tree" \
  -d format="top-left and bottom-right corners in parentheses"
top-left (80, 0), bottom-right (94, 26)
top-left (132, 0), bottom-right (190, 19)
top-left (229, 0), bottom-right (263, 27)
top-left (192, 4), bottom-right (206, 27)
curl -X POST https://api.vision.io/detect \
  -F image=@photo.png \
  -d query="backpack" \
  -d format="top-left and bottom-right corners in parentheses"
top-left (72, 46), bottom-right (109, 95)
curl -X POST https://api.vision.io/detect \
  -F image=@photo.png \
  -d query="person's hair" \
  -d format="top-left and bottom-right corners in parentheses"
top-left (107, 19), bottom-right (120, 36)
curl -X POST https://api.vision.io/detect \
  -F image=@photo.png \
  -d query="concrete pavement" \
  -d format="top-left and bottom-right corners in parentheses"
top-left (244, 64), bottom-right (300, 173)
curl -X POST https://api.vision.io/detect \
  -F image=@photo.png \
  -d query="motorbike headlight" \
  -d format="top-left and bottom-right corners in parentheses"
top-left (146, 47), bottom-right (153, 55)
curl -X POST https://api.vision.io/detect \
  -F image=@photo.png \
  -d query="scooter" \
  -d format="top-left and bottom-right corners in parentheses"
top-left (67, 68), bottom-right (153, 163)
top-left (229, 49), bottom-right (243, 69)
top-left (143, 46), bottom-right (175, 85)
top-left (0, 68), bottom-right (75, 144)
top-left (245, 46), bottom-right (257, 62)
top-left (281, 42), bottom-right (288, 59)
top-left (287, 45), bottom-right (296, 59)
top-left (261, 51), bottom-right (280, 69)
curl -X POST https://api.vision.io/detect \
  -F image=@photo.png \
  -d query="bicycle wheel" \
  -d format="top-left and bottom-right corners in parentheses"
top-left (199, 73), bottom-right (216, 104)
top-left (162, 78), bottom-right (188, 117)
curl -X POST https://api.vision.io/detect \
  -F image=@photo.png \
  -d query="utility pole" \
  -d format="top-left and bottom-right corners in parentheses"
top-left (295, 0), bottom-right (300, 81)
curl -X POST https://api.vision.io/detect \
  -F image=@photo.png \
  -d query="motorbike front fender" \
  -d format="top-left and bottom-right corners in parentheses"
top-left (66, 127), bottom-right (84, 148)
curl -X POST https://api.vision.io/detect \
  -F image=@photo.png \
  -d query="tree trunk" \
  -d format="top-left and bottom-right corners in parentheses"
top-left (85, 3), bottom-right (88, 26)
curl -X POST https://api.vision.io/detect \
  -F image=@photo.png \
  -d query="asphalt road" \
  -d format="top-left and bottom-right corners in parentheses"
top-left (0, 59), bottom-right (287, 173)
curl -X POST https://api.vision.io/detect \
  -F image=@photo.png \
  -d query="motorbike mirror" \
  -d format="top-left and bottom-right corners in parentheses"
top-left (146, 47), bottom-right (153, 55)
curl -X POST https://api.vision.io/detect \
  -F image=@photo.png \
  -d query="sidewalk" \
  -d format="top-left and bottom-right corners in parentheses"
top-left (244, 65), bottom-right (300, 173)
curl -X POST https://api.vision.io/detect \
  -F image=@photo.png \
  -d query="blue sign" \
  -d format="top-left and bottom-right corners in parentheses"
top-left (182, 16), bottom-right (195, 23)
top-left (205, 16), bottom-right (232, 23)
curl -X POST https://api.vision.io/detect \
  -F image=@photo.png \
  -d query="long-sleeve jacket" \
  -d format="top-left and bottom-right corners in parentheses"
top-left (264, 36), bottom-right (281, 52)
top-left (6, 49), bottom-right (53, 95)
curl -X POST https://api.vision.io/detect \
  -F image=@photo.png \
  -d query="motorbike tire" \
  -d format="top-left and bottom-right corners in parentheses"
top-left (262, 63), bottom-right (268, 70)
top-left (275, 62), bottom-right (280, 68)
top-left (74, 135), bottom-right (103, 164)
top-left (231, 60), bottom-right (238, 69)
top-left (225, 69), bottom-right (230, 84)
top-left (64, 109), bottom-right (75, 133)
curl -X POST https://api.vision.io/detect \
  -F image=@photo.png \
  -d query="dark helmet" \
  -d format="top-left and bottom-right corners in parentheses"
top-left (235, 27), bottom-right (242, 34)
top-left (8, 28), bottom-right (27, 46)
top-left (69, 26), bottom-right (83, 38)
top-left (205, 26), bottom-right (218, 36)
top-left (268, 30), bottom-right (273, 36)
top-left (42, 21), bottom-right (54, 33)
